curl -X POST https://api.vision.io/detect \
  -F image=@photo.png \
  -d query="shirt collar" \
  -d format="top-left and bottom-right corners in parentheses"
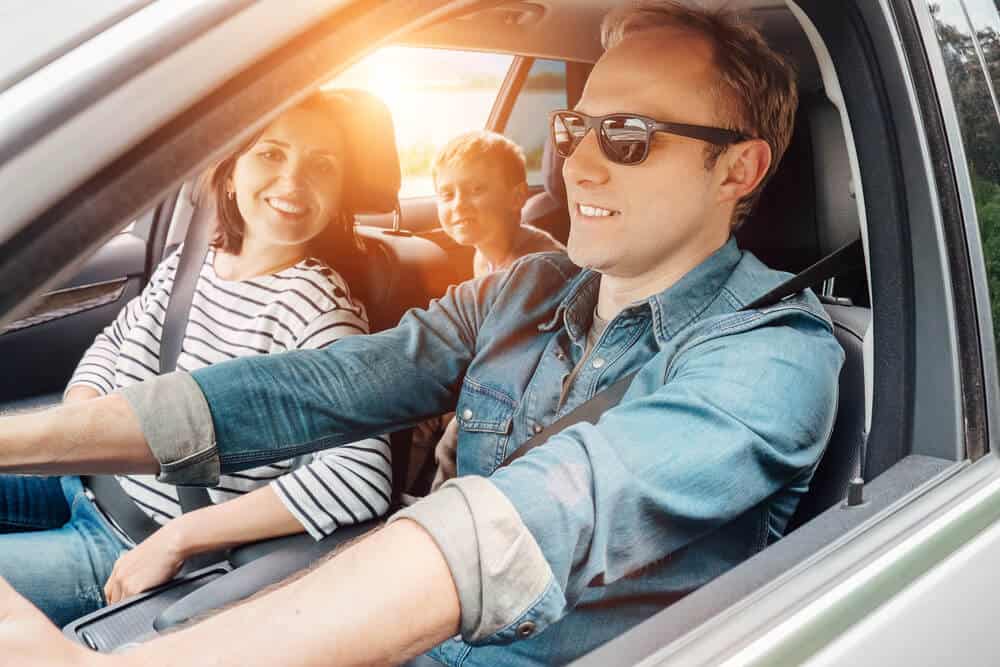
top-left (538, 237), bottom-right (742, 346)
top-left (538, 270), bottom-right (599, 341)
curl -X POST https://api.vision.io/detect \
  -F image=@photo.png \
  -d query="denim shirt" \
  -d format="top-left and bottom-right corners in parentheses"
top-left (125, 237), bottom-right (843, 667)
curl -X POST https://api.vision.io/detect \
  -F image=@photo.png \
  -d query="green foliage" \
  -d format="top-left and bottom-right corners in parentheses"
top-left (974, 174), bottom-right (1000, 341)
top-left (398, 141), bottom-right (437, 179)
top-left (397, 141), bottom-right (546, 179)
top-left (932, 5), bottom-right (1000, 349)
top-left (522, 72), bottom-right (566, 91)
top-left (524, 144), bottom-right (544, 171)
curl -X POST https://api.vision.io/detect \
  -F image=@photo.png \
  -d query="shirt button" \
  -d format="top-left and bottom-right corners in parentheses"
top-left (591, 357), bottom-right (606, 369)
top-left (532, 423), bottom-right (543, 434)
top-left (516, 621), bottom-right (536, 638)
top-left (462, 408), bottom-right (473, 420)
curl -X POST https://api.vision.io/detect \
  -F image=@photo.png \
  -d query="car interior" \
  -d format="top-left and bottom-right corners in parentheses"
top-left (0, 0), bottom-right (984, 662)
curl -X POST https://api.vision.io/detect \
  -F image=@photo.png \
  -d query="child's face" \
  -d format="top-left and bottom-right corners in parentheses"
top-left (435, 158), bottom-right (526, 249)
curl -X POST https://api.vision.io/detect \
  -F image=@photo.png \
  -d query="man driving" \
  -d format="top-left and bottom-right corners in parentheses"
top-left (0, 2), bottom-right (843, 665)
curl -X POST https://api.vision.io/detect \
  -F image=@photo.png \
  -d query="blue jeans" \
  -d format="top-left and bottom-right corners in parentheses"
top-left (0, 475), bottom-right (130, 627)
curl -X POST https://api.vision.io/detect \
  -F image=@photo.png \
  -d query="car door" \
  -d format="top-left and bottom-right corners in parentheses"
top-left (0, 198), bottom-right (178, 407)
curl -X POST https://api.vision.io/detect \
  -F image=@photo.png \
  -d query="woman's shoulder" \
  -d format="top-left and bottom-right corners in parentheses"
top-left (142, 245), bottom-right (186, 294)
top-left (274, 258), bottom-right (367, 318)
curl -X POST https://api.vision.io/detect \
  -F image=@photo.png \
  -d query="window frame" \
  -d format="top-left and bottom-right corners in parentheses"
top-left (912, 0), bottom-right (1000, 460)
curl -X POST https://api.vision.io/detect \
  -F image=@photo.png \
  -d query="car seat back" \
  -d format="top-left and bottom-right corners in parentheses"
top-left (521, 136), bottom-right (570, 243)
top-left (738, 93), bottom-right (870, 530)
top-left (789, 303), bottom-right (869, 531)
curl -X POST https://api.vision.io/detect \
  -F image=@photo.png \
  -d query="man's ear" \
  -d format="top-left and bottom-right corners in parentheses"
top-left (716, 139), bottom-right (772, 205)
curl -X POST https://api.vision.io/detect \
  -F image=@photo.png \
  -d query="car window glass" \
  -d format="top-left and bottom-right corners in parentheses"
top-left (928, 0), bottom-right (1000, 352)
top-left (950, 0), bottom-right (1000, 86)
top-left (331, 46), bottom-right (514, 198)
top-left (503, 59), bottom-right (568, 186)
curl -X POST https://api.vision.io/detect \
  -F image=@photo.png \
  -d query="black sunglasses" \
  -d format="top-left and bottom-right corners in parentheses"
top-left (550, 110), bottom-right (748, 166)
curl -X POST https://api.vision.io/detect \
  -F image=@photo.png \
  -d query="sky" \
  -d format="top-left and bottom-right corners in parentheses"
top-left (934, 0), bottom-right (1000, 35)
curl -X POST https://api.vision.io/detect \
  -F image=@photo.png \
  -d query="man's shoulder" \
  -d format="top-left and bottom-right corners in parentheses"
top-left (479, 252), bottom-right (584, 324)
top-left (722, 250), bottom-right (832, 325)
top-left (666, 249), bottom-right (839, 359)
top-left (505, 249), bottom-right (580, 284)
top-left (515, 224), bottom-right (567, 256)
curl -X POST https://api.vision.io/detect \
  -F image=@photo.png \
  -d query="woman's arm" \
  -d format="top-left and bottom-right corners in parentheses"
top-left (63, 385), bottom-right (101, 403)
top-left (104, 484), bottom-right (303, 603)
top-left (104, 436), bottom-right (393, 602)
top-left (65, 248), bottom-right (181, 398)
top-left (270, 437), bottom-right (392, 540)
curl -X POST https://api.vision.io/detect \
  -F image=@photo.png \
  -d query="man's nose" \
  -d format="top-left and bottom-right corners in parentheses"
top-left (563, 130), bottom-right (609, 188)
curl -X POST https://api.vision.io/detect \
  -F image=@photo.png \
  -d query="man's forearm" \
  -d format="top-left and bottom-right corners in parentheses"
top-left (0, 394), bottom-right (158, 475)
top-left (121, 519), bottom-right (460, 667)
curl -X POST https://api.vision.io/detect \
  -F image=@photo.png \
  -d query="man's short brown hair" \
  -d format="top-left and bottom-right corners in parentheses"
top-left (602, 1), bottom-right (798, 225)
top-left (432, 130), bottom-right (527, 187)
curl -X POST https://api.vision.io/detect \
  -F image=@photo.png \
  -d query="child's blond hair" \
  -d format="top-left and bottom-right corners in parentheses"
top-left (432, 130), bottom-right (527, 187)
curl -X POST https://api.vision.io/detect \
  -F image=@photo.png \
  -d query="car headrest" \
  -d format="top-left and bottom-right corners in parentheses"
top-left (324, 88), bottom-right (401, 215)
top-left (541, 133), bottom-right (567, 204)
top-left (737, 92), bottom-right (859, 273)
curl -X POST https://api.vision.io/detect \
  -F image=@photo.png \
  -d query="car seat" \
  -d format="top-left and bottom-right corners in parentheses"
top-left (520, 136), bottom-right (570, 244)
top-left (741, 92), bottom-right (870, 530)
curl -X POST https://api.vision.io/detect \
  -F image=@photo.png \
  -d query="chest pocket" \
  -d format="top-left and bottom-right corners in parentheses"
top-left (455, 377), bottom-right (516, 474)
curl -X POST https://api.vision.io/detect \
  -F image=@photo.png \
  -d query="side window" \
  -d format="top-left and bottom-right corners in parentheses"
top-left (331, 47), bottom-right (514, 197)
top-left (928, 1), bottom-right (1000, 350)
top-left (503, 59), bottom-right (568, 186)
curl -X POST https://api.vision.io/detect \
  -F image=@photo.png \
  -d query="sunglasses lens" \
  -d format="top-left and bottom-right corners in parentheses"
top-left (600, 116), bottom-right (649, 165)
top-left (552, 113), bottom-right (588, 157)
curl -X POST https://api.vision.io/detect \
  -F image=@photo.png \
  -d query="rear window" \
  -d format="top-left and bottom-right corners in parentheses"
top-left (331, 46), bottom-right (514, 198)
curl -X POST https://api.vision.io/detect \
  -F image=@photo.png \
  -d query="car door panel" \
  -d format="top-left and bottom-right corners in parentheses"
top-left (0, 231), bottom-right (146, 403)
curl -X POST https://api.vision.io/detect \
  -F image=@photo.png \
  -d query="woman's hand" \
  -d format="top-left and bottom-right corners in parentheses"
top-left (104, 523), bottom-right (188, 605)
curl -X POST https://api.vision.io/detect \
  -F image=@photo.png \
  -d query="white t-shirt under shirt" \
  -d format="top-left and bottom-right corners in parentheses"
top-left (67, 246), bottom-right (391, 540)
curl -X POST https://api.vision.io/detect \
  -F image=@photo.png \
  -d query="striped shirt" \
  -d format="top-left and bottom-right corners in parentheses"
top-left (67, 245), bottom-right (391, 540)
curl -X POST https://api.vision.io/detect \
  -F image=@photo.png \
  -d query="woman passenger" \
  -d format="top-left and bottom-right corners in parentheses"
top-left (0, 90), bottom-right (391, 625)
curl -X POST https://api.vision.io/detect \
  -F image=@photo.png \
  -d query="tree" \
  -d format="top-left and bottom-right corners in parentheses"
top-left (931, 4), bottom-right (1000, 345)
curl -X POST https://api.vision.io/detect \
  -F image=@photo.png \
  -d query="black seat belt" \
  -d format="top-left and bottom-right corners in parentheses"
top-left (502, 237), bottom-right (864, 467)
top-left (85, 189), bottom-right (217, 544)
top-left (160, 194), bottom-right (216, 519)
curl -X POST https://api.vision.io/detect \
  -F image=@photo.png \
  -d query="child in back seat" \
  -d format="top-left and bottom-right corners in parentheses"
top-left (420, 131), bottom-right (566, 491)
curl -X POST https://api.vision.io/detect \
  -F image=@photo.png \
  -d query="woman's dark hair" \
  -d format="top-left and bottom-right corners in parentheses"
top-left (199, 91), bottom-right (371, 305)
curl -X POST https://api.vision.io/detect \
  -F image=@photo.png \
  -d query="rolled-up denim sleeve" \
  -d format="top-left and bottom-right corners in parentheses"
top-left (178, 272), bottom-right (511, 480)
top-left (390, 476), bottom-right (559, 643)
top-left (401, 314), bottom-right (843, 642)
top-left (119, 372), bottom-right (220, 485)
